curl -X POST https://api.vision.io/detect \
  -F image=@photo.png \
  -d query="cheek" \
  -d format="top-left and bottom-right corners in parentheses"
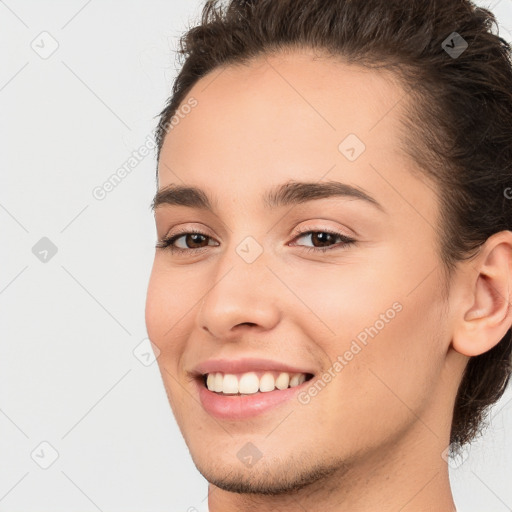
top-left (146, 265), bottom-right (195, 424)
top-left (145, 260), bottom-right (198, 338)
top-left (145, 262), bottom-right (197, 375)
top-left (284, 253), bottom-right (399, 341)
top-left (292, 250), bottom-right (446, 442)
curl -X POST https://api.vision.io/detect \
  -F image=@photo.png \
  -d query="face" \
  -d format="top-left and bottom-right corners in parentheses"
top-left (146, 49), bottom-right (456, 494)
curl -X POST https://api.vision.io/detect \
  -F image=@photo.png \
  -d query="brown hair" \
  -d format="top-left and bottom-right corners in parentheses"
top-left (154, 0), bottom-right (512, 448)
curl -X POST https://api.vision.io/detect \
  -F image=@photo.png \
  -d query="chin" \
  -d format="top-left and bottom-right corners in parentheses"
top-left (188, 444), bottom-right (350, 496)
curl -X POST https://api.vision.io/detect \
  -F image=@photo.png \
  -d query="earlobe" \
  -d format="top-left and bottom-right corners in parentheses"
top-left (452, 231), bottom-right (512, 357)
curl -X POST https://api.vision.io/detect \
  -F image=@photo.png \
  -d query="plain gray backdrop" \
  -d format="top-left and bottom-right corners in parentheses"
top-left (1, 1), bottom-right (511, 511)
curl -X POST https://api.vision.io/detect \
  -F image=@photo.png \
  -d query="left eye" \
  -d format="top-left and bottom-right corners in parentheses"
top-left (291, 230), bottom-right (356, 252)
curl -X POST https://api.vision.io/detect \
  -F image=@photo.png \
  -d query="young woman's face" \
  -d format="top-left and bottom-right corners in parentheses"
top-left (146, 50), bottom-right (460, 494)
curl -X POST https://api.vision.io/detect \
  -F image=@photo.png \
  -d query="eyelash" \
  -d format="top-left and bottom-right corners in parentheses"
top-left (155, 227), bottom-right (356, 255)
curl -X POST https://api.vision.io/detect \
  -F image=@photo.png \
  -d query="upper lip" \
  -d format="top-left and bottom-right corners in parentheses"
top-left (192, 357), bottom-right (315, 376)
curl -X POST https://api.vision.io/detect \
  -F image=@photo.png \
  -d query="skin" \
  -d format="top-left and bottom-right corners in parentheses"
top-left (145, 48), bottom-right (512, 512)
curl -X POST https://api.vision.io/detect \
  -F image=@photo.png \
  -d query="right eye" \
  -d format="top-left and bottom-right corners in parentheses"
top-left (156, 229), bottom-right (219, 254)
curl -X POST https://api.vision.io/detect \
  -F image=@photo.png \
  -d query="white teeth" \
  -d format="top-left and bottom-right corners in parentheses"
top-left (205, 371), bottom-right (309, 394)
top-left (223, 374), bottom-right (239, 394)
top-left (275, 372), bottom-right (290, 390)
top-left (238, 372), bottom-right (259, 394)
top-left (259, 372), bottom-right (275, 392)
top-left (214, 373), bottom-right (223, 393)
top-left (289, 374), bottom-right (300, 387)
top-left (290, 374), bottom-right (307, 387)
top-left (206, 373), bottom-right (215, 391)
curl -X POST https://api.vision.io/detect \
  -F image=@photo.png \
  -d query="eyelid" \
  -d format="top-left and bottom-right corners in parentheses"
top-left (159, 223), bottom-right (352, 244)
top-left (160, 222), bottom-right (215, 240)
top-left (156, 224), bottom-right (357, 257)
top-left (290, 222), bottom-right (355, 240)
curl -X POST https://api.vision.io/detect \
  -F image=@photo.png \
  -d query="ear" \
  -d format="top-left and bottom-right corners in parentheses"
top-left (452, 230), bottom-right (512, 357)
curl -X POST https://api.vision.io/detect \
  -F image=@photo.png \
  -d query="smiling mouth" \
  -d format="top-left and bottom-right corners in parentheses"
top-left (202, 370), bottom-right (314, 395)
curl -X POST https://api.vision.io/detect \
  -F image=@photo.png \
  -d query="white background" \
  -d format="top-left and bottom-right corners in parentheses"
top-left (1, 1), bottom-right (511, 511)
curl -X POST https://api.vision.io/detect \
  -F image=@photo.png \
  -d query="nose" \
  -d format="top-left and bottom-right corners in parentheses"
top-left (195, 250), bottom-right (281, 340)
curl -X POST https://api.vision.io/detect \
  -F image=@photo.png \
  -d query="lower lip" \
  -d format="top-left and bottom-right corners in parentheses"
top-left (196, 378), bottom-right (312, 420)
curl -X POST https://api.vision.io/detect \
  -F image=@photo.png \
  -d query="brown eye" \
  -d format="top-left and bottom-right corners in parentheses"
top-left (156, 229), bottom-right (219, 254)
top-left (181, 233), bottom-right (209, 249)
top-left (291, 230), bottom-right (356, 253)
top-left (309, 232), bottom-right (338, 247)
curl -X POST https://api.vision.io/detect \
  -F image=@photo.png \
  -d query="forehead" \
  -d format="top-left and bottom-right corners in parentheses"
top-left (157, 48), bottom-right (428, 215)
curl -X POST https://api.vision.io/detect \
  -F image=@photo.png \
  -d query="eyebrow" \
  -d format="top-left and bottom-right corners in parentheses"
top-left (151, 180), bottom-right (385, 213)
